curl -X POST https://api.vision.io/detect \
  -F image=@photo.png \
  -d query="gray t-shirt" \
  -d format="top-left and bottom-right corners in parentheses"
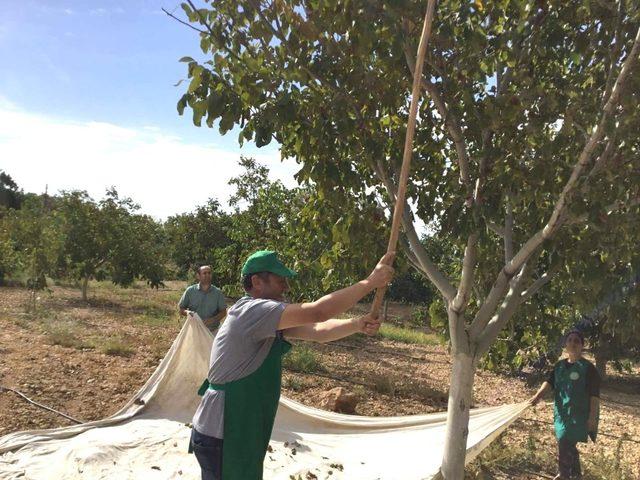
top-left (192, 296), bottom-right (286, 438)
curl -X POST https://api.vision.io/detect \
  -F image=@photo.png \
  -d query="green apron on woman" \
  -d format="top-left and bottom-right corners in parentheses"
top-left (552, 358), bottom-right (599, 443)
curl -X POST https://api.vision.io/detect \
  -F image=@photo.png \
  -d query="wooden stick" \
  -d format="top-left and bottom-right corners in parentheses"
top-left (370, 0), bottom-right (438, 317)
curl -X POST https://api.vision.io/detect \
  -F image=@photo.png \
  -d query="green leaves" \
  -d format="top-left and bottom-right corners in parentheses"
top-left (172, 0), bottom-right (640, 364)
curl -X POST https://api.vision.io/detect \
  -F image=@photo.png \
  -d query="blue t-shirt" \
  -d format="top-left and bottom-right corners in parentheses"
top-left (178, 283), bottom-right (226, 324)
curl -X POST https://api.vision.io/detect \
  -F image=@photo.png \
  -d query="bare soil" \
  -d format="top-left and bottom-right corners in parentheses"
top-left (0, 283), bottom-right (638, 479)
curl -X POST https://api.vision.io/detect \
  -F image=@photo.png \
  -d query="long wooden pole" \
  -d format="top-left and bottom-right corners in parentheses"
top-left (370, 0), bottom-right (438, 317)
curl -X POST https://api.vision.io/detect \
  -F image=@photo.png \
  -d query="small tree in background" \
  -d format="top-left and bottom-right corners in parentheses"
top-left (165, 199), bottom-right (233, 282)
top-left (6, 194), bottom-right (63, 310)
top-left (57, 189), bottom-right (166, 301)
top-left (0, 170), bottom-right (24, 210)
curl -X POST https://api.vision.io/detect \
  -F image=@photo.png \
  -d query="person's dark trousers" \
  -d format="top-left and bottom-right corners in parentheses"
top-left (558, 437), bottom-right (582, 478)
top-left (190, 428), bottom-right (224, 480)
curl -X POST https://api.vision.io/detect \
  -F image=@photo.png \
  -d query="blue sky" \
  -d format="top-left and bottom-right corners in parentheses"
top-left (0, 1), bottom-right (298, 219)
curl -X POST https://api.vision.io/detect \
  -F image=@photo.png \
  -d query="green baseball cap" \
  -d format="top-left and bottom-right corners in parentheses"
top-left (241, 250), bottom-right (297, 278)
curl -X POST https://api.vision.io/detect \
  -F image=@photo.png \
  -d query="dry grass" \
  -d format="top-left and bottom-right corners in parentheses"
top-left (283, 344), bottom-right (323, 373)
top-left (98, 337), bottom-right (134, 357)
top-left (0, 282), bottom-right (637, 479)
top-left (378, 323), bottom-right (443, 345)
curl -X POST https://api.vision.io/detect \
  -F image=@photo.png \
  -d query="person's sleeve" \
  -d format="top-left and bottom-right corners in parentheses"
top-left (244, 299), bottom-right (287, 342)
top-left (178, 288), bottom-right (189, 309)
top-left (586, 362), bottom-right (601, 397)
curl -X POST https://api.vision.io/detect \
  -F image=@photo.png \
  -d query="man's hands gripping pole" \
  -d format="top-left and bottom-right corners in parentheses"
top-left (362, 252), bottom-right (395, 335)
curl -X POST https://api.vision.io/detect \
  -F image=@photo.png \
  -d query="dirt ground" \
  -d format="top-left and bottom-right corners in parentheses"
top-left (0, 282), bottom-right (638, 479)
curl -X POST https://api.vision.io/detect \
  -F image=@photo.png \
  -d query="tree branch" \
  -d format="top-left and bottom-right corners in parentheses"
top-left (500, 25), bottom-right (640, 280)
top-left (587, 134), bottom-right (618, 179)
top-left (401, 31), bottom-right (472, 189)
top-left (504, 194), bottom-right (514, 264)
top-left (600, 0), bottom-right (625, 110)
top-left (373, 159), bottom-right (457, 301)
top-left (162, 7), bottom-right (208, 34)
top-left (468, 265), bottom-right (514, 339)
top-left (451, 232), bottom-right (479, 313)
top-left (472, 129), bottom-right (494, 203)
top-left (486, 220), bottom-right (505, 237)
top-left (476, 261), bottom-right (533, 355)
top-left (519, 265), bottom-right (559, 305)
top-left (399, 236), bottom-right (425, 274)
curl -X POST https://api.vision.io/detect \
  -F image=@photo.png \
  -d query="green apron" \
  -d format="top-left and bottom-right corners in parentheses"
top-left (197, 335), bottom-right (291, 480)
top-left (553, 359), bottom-right (598, 443)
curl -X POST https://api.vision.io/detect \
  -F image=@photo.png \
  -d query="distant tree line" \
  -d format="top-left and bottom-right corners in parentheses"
top-left (1, 161), bottom-right (636, 376)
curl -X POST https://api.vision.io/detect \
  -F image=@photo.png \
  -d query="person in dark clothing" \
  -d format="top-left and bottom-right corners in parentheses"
top-left (529, 329), bottom-right (601, 480)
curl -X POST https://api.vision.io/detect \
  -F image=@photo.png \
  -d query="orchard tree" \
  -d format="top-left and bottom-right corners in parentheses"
top-left (5, 195), bottom-right (63, 308)
top-left (58, 190), bottom-right (166, 300)
top-left (165, 198), bottom-right (232, 280)
top-left (0, 171), bottom-right (23, 209)
top-left (172, 1), bottom-right (640, 477)
top-left (218, 157), bottom-right (388, 299)
top-left (563, 209), bottom-right (640, 379)
top-left (0, 208), bottom-right (21, 285)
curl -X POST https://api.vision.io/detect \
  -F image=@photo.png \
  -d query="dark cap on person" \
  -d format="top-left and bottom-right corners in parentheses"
top-left (241, 250), bottom-right (297, 278)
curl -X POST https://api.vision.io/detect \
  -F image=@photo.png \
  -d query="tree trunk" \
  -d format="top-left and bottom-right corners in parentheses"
top-left (594, 335), bottom-right (609, 381)
top-left (82, 275), bottom-right (89, 301)
top-left (441, 352), bottom-right (476, 479)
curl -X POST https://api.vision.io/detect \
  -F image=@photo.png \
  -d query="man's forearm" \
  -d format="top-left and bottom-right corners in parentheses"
top-left (212, 309), bottom-right (226, 322)
top-left (307, 318), bottom-right (361, 343)
top-left (308, 280), bottom-right (374, 322)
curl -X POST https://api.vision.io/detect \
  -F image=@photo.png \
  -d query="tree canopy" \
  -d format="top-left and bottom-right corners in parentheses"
top-left (174, 1), bottom-right (640, 476)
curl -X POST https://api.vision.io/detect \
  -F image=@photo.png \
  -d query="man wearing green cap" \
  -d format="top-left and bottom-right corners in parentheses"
top-left (189, 250), bottom-right (395, 480)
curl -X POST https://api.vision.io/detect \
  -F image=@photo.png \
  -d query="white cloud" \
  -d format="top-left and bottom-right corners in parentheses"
top-left (0, 103), bottom-right (299, 220)
top-left (88, 7), bottom-right (124, 16)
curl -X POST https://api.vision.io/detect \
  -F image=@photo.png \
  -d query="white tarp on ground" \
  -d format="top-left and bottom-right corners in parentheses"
top-left (0, 314), bottom-right (529, 480)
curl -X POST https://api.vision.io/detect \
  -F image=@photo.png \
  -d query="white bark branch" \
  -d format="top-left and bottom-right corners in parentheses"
top-left (472, 130), bottom-right (494, 203)
top-left (587, 134), bottom-right (618, 179)
top-left (451, 233), bottom-right (479, 313)
top-left (448, 308), bottom-right (469, 354)
top-left (476, 262), bottom-right (533, 355)
top-left (600, 0), bottom-right (624, 109)
top-left (398, 236), bottom-right (423, 273)
top-left (468, 267), bottom-right (513, 339)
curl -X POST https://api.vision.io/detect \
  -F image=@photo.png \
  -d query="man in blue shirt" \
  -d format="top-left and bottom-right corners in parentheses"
top-left (179, 265), bottom-right (227, 332)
